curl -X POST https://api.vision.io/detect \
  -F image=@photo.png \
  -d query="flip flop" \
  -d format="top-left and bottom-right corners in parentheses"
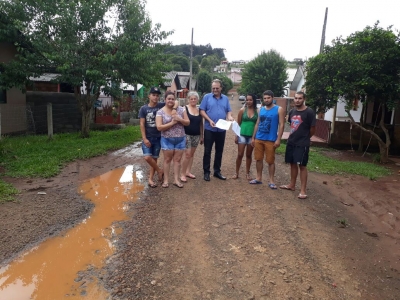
top-left (180, 177), bottom-right (188, 183)
top-left (173, 183), bottom-right (184, 188)
top-left (149, 182), bottom-right (157, 188)
top-left (249, 179), bottom-right (262, 184)
top-left (279, 185), bottom-right (295, 191)
top-left (231, 174), bottom-right (239, 179)
top-left (268, 183), bottom-right (277, 190)
top-left (162, 183), bottom-right (169, 188)
top-left (186, 174), bottom-right (196, 179)
top-left (298, 194), bottom-right (307, 199)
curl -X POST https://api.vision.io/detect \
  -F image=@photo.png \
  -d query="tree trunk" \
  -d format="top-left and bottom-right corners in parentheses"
top-left (345, 106), bottom-right (390, 163)
top-left (357, 103), bottom-right (366, 152)
top-left (75, 83), bottom-right (100, 138)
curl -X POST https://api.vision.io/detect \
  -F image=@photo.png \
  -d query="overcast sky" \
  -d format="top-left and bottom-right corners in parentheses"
top-left (145, 0), bottom-right (399, 62)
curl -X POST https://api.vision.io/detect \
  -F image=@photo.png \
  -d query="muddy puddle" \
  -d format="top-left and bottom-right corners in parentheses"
top-left (0, 165), bottom-right (144, 300)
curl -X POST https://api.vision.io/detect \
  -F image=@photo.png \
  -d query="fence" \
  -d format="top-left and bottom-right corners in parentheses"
top-left (314, 119), bottom-right (331, 142)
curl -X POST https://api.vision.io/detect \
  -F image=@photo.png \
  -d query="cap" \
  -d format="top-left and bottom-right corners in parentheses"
top-left (149, 86), bottom-right (161, 94)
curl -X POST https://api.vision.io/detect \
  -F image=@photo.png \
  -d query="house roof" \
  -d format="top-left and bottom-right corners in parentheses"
top-left (29, 73), bottom-right (60, 82)
top-left (290, 65), bottom-right (305, 91)
top-left (163, 71), bottom-right (177, 87)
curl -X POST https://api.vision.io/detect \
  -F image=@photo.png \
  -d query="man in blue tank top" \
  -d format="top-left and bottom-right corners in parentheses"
top-left (250, 90), bottom-right (285, 188)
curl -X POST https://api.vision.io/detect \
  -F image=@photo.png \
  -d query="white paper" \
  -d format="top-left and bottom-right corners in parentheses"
top-left (215, 119), bottom-right (232, 130)
top-left (231, 121), bottom-right (241, 136)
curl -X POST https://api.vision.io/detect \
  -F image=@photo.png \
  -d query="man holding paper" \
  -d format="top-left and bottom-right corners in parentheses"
top-left (200, 79), bottom-right (234, 181)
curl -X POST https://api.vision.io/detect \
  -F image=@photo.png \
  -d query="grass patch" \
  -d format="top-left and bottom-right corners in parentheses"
top-left (0, 180), bottom-right (19, 203)
top-left (277, 144), bottom-right (390, 179)
top-left (0, 126), bottom-right (141, 179)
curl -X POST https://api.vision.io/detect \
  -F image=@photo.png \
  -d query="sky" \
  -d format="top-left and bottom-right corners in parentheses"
top-left (145, 0), bottom-right (400, 62)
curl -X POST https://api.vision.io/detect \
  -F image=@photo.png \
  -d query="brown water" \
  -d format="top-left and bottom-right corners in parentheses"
top-left (0, 165), bottom-right (144, 300)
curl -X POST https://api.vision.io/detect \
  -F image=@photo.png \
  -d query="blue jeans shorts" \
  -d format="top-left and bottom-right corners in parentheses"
top-left (238, 135), bottom-right (252, 145)
top-left (161, 136), bottom-right (186, 150)
top-left (142, 137), bottom-right (161, 158)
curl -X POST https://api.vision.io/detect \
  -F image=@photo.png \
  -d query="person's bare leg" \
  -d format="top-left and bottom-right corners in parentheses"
top-left (144, 156), bottom-right (161, 185)
top-left (186, 147), bottom-right (197, 176)
top-left (268, 163), bottom-right (275, 184)
top-left (255, 160), bottom-right (263, 182)
top-left (173, 150), bottom-right (184, 185)
top-left (234, 144), bottom-right (245, 178)
top-left (180, 148), bottom-right (191, 181)
top-left (280, 163), bottom-right (297, 190)
top-left (299, 165), bottom-right (308, 196)
top-left (162, 150), bottom-right (174, 186)
top-left (245, 144), bottom-right (254, 179)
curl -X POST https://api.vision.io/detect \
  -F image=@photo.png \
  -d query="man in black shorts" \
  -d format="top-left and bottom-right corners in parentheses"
top-left (280, 91), bottom-right (315, 199)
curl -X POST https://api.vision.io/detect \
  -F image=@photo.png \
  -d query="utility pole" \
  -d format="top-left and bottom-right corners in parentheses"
top-left (189, 28), bottom-right (193, 91)
top-left (320, 7), bottom-right (328, 54)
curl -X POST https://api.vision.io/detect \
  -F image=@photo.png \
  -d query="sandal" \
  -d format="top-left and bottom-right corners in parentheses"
top-left (249, 179), bottom-right (262, 184)
top-left (186, 173), bottom-right (196, 179)
top-left (173, 182), bottom-right (184, 188)
top-left (279, 185), bottom-right (295, 191)
top-left (298, 194), bottom-right (307, 199)
top-left (180, 176), bottom-right (187, 183)
top-left (149, 182), bottom-right (157, 188)
top-left (246, 173), bottom-right (252, 180)
top-left (162, 183), bottom-right (169, 188)
top-left (268, 183), bottom-right (277, 190)
top-left (231, 174), bottom-right (239, 179)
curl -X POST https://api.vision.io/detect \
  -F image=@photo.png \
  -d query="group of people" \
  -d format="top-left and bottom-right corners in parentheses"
top-left (139, 80), bottom-right (316, 199)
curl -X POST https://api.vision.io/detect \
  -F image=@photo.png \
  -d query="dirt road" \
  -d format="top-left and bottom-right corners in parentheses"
top-left (1, 93), bottom-right (400, 299)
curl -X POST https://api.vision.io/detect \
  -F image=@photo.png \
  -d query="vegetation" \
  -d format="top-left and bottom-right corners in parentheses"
top-left (0, 0), bottom-right (171, 138)
top-left (0, 127), bottom-right (141, 180)
top-left (165, 44), bottom-right (226, 59)
top-left (276, 145), bottom-right (390, 180)
top-left (0, 181), bottom-right (19, 203)
top-left (305, 22), bottom-right (400, 162)
top-left (240, 50), bottom-right (288, 97)
top-left (197, 70), bottom-right (212, 95)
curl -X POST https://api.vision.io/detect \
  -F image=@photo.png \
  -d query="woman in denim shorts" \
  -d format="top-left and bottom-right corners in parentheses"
top-left (180, 91), bottom-right (203, 182)
top-left (156, 91), bottom-right (190, 188)
top-left (233, 93), bottom-right (258, 180)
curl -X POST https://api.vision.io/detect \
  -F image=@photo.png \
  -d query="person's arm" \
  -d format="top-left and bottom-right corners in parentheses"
top-left (176, 109), bottom-right (190, 126)
top-left (274, 106), bottom-right (286, 148)
top-left (200, 109), bottom-right (215, 127)
top-left (310, 126), bottom-right (316, 138)
top-left (309, 108), bottom-right (316, 138)
top-left (226, 98), bottom-right (234, 121)
top-left (156, 113), bottom-right (177, 131)
top-left (251, 108), bottom-right (261, 147)
top-left (235, 108), bottom-right (244, 144)
top-left (140, 118), bottom-right (151, 147)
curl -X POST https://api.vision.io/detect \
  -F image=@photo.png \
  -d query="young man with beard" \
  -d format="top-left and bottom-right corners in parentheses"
top-left (200, 79), bottom-right (234, 181)
top-left (250, 90), bottom-right (285, 188)
top-left (280, 91), bottom-right (316, 199)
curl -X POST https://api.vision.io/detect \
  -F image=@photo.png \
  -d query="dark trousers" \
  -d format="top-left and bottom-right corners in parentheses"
top-left (203, 129), bottom-right (226, 174)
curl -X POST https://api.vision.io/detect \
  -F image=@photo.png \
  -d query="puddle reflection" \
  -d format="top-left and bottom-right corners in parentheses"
top-left (0, 165), bottom-right (144, 300)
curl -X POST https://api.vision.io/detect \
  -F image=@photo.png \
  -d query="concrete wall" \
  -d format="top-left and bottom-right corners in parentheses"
top-left (26, 92), bottom-right (82, 134)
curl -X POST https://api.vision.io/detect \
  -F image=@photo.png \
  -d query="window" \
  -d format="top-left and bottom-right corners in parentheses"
top-left (0, 89), bottom-right (6, 104)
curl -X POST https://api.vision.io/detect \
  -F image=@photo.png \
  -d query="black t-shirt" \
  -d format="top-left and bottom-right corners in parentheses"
top-left (184, 105), bottom-right (202, 136)
top-left (139, 102), bottom-right (165, 138)
top-left (287, 107), bottom-right (316, 147)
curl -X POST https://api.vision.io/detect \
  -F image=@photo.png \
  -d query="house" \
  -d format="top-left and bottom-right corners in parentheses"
top-left (0, 41), bottom-right (27, 135)
top-left (162, 71), bottom-right (196, 100)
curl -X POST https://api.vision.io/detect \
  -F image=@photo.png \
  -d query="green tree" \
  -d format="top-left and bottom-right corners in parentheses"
top-left (240, 50), bottom-right (288, 97)
top-left (0, 0), bottom-right (171, 137)
top-left (197, 70), bottom-right (212, 95)
top-left (169, 55), bottom-right (190, 72)
top-left (305, 22), bottom-right (400, 162)
top-left (192, 59), bottom-right (200, 75)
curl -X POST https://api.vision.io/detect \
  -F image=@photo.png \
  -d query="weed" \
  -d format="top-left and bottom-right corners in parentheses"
top-left (337, 218), bottom-right (348, 228)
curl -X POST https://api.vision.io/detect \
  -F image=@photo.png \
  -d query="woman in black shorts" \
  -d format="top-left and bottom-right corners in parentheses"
top-left (180, 91), bottom-right (203, 182)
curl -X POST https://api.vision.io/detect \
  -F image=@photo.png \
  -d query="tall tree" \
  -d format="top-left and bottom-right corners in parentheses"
top-left (0, 0), bottom-right (171, 137)
top-left (197, 70), bottom-right (212, 96)
top-left (240, 50), bottom-right (288, 97)
top-left (305, 23), bottom-right (400, 162)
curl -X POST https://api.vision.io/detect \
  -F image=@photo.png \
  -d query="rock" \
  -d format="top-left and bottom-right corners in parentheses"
top-left (278, 269), bottom-right (286, 275)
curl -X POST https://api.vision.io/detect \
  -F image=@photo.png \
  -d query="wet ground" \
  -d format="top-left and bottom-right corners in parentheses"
top-left (1, 93), bottom-right (400, 299)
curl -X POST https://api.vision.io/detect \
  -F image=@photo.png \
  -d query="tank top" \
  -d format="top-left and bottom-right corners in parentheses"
top-left (240, 107), bottom-right (258, 137)
top-left (184, 105), bottom-right (202, 136)
top-left (255, 105), bottom-right (279, 142)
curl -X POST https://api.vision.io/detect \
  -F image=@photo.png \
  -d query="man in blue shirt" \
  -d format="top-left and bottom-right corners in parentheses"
top-left (200, 79), bottom-right (234, 181)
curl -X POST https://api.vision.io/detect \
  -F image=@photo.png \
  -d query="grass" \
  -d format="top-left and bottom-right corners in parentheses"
top-left (0, 181), bottom-right (19, 203)
top-left (0, 126), bottom-right (141, 202)
top-left (276, 143), bottom-right (391, 179)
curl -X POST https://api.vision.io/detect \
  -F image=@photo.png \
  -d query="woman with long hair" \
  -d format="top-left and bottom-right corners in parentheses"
top-left (232, 93), bottom-right (258, 179)
top-left (156, 91), bottom-right (190, 188)
top-left (180, 91), bottom-right (203, 182)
